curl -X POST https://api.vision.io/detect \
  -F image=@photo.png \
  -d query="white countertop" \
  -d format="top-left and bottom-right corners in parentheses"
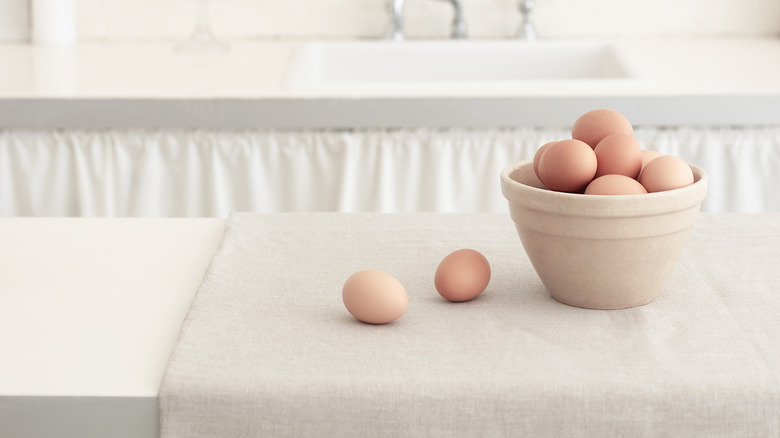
top-left (1, 36), bottom-right (780, 128)
top-left (0, 218), bottom-right (224, 437)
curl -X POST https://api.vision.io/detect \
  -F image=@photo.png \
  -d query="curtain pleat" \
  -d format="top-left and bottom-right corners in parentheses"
top-left (1, 127), bottom-right (777, 216)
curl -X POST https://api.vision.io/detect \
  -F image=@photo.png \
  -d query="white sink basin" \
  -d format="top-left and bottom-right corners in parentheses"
top-left (284, 40), bottom-right (650, 90)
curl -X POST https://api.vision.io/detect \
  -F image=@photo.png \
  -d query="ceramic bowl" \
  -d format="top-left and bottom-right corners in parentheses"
top-left (500, 159), bottom-right (708, 310)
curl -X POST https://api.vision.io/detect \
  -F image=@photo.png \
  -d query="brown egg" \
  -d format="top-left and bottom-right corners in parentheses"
top-left (593, 133), bottom-right (642, 179)
top-left (342, 270), bottom-right (408, 324)
top-left (584, 174), bottom-right (648, 195)
top-left (537, 139), bottom-right (597, 193)
top-left (435, 249), bottom-right (491, 302)
top-left (533, 141), bottom-right (557, 178)
top-left (640, 149), bottom-right (662, 172)
top-left (572, 109), bottom-right (634, 149)
top-left (638, 155), bottom-right (694, 193)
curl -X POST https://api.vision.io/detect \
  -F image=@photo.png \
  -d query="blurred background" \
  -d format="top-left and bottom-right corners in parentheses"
top-left (2, 0), bottom-right (779, 41)
top-left (1, 0), bottom-right (779, 216)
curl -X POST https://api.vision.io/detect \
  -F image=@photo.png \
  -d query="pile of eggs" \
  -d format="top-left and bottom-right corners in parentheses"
top-left (533, 109), bottom-right (694, 195)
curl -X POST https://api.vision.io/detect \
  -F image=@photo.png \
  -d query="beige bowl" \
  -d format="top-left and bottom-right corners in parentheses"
top-left (500, 160), bottom-right (707, 310)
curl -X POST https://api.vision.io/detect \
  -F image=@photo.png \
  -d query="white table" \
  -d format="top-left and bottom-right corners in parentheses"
top-left (157, 212), bottom-right (780, 437)
top-left (0, 218), bottom-right (225, 438)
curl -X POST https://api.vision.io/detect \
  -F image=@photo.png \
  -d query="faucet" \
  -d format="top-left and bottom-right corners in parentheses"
top-left (516, 0), bottom-right (537, 40)
top-left (387, 0), bottom-right (468, 41)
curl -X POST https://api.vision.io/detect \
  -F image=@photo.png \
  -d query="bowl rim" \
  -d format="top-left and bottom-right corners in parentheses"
top-left (500, 159), bottom-right (708, 217)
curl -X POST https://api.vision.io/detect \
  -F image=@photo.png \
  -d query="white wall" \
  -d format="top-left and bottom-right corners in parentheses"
top-left (3, 0), bottom-right (780, 42)
top-left (0, 0), bottom-right (29, 40)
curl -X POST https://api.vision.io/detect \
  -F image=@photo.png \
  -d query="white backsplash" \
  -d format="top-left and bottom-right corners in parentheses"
top-left (2, 0), bottom-right (779, 42)
top-left (0, 0), bottom-right (29, 40)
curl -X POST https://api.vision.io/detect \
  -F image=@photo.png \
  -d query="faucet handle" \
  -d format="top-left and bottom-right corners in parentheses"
top-left (517, 0), bottom-right (537, 40)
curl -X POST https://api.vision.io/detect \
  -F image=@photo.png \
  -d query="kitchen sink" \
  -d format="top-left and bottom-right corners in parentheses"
top-left (284, 40), bottom-right (651, 90)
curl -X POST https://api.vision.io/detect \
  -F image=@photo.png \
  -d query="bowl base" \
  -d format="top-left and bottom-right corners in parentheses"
top-left (548, 292), bottom-right (657, 310)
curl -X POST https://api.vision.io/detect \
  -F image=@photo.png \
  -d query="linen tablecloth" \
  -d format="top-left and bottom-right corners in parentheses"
top-left (159, 213), bottom-right (780, 437)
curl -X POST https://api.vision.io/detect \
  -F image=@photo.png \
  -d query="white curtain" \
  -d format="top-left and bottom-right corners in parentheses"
top-left (1, 127), bottom-right (778, 216)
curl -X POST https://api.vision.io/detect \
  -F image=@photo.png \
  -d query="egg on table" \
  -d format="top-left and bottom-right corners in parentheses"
top-left (435, 249), bottom-right (491, 302)
top-left (342, 270), bottom-right (408, 324)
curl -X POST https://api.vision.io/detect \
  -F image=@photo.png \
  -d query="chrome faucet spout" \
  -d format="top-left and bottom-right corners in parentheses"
top-left (386, 0), bottom-right (467, 41)
top-left (445, 0), bottom-right (468, 39)
top-left (388, 0), bottom-right (406, 41)
top-left (517, 0), bottom-right (537, 40)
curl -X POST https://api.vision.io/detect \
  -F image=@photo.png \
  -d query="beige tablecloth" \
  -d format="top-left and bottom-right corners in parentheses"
top-left (159, 213), bottom-right (780, 437)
